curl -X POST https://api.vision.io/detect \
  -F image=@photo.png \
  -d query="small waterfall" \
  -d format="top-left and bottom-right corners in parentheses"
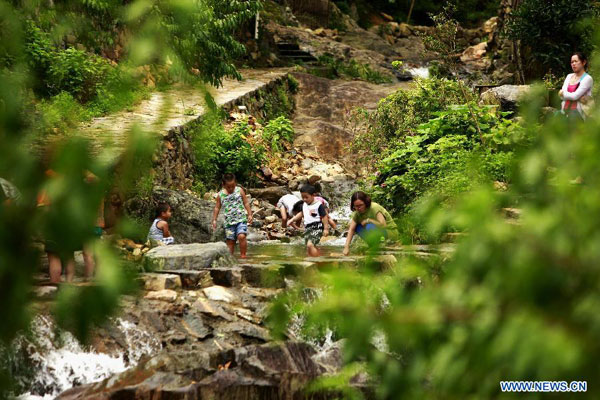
top-left (407, 66), bottom-right (430, 79)
top-left (12, 315), bottom-right (161, 399)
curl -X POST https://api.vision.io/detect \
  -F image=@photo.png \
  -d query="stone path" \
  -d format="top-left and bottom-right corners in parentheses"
top-left (78, 68), bottom-right (291, 154)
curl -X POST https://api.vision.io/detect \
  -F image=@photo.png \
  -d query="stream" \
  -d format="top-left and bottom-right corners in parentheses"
top-left (10, 234), bottom-right (452, 399)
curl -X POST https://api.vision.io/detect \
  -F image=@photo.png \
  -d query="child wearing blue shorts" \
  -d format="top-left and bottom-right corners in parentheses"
top-left (212, 173), bottom-right (253, 258)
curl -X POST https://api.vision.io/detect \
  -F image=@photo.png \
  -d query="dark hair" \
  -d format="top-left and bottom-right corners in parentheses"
top-left (572, 52), bottom-right (589, 70)
top-left (350, 191), bottom-right (371, 211)
top-left (292, 200), bottom-right (304, 214)
top-left (155, 202), bottom-right (171, 218)
top-left (300, 184), bottom-right (317, 195)
top-left (222, 173), bottom-right (236, 184)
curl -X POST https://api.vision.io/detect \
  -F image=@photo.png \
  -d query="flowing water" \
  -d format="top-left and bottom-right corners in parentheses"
top-left (12, 316), bottom-right (160, 399)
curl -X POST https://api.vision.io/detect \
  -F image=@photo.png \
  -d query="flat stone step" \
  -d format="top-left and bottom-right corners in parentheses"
top-left (144, 243), bottom-right (234, 271)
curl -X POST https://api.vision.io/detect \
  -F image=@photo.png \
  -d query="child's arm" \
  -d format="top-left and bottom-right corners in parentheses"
top-left (288, 211), bottom-right (303, 228)
top-left (240, 188), bottom-right (253, 224)
top-left (212, 196), bottom-right (221, 230)
top-left (319, 205), bottom-right (329, 236)
top-left (157, 220), bottom-right (172, 238)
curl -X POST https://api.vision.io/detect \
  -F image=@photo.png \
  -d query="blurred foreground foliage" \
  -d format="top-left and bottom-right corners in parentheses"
top-left (269, 86), bottom-right (600, 398)
top-left (0, 0), bottom-right (259, 394)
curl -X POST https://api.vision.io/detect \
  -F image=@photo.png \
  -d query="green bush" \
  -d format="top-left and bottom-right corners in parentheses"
top-left (371, 105), bottom-right (522, 214)
top-left (48, 48), bottom-right (111, 103)
top-left (191, 113), bottom-right (265, 187)
top-left (505, 0), bottom-right (599, 78)
top-left (262, 116), bottom-right (295, 153)
top-left (349, 77), bottom-right (468, 163)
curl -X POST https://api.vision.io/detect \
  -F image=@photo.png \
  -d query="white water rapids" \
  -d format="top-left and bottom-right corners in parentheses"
top-left (13, 315), bottom-right (160, 399)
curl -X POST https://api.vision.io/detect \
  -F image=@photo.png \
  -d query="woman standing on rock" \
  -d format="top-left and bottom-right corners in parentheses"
top-left (559, 52), bottom-right (593, 119)
top-left (343, 191), bottom-right (398, 256)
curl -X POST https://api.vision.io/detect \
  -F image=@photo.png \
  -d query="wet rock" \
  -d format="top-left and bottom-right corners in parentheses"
top-left (181, 314), bottom-right (211, 339)
top-left (247, 186), bottom-right (290, 205)
top-left (203, 286), bottom-right (237, 303)
top-left (145, 242), bottom-right (234, 271)
top-left (219, 321), bottom-right (270, 342)
top-left (241, 264), bottom-right (286, 289)
top-left (140, 273), bottom-right (182, 291)
top-left (209, 267), bottom-right (243, 287)
top-left (193, 296), bottom-right (235, 321)
top-left (145, 289), bottom-right (178, 302)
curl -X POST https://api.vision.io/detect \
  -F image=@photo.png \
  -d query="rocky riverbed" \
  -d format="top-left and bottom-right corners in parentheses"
top-left (15, 241), bottom-right (454, 399)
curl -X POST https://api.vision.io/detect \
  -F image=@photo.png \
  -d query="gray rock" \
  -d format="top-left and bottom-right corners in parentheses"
top-left (158, 269), bottom-right (213, 289)
top-left (479, 85), bottom-right (537, 112)
top-left (145, 242), bottom-right (234, 271)
top-left (203, 285), bottom-right (238, 303)
top-left (247, 186), bottom-right (290, 205)
top-left (209, 267), bottom-right (243, 287)
top-left (181, 314), bottom-right (211, 339)
top-left (140, 273), bottom-right (182, 291)
top-left (125, 187), bottom-right (225, 243)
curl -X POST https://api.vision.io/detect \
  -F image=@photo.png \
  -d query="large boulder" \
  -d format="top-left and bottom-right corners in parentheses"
top-left (57, 342), bottom-right (348, 400)
top-left (144, 242), bottom-right (234, 271)
top-left (125, 187), bottom-right (225, 243)
top-left (479, 85), bottom-right (537, 112)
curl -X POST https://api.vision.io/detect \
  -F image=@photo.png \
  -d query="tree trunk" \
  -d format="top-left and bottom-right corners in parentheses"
top-left (406, 0), bottom-right (416, 24)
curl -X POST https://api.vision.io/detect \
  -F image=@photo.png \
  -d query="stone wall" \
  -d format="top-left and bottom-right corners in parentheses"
top-left (153, 73), bottom-right (297, 190)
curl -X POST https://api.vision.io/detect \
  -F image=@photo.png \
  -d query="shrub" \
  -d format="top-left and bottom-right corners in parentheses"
top-left (371, 105), bottom-right (522, 214)
top-left (349, 77), bottom-right (468, 164)
top-left (262, 116), bottom-right (295, 153)
top-left (191, 113), bottom-right (265, 187)
top-left (48, 48), bottom-right (111, 103)
top-left (36, 92), bottom-right (92, 135)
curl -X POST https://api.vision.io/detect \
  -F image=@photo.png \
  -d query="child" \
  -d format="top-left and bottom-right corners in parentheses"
top-left (288, 184), bottom-right (329, 257)
top-left (212, 173), bottom-right (253, 258)
top-left (148, 202), bottom-right (175, 245)
top-left (276, 193), bottom-right (302, 229)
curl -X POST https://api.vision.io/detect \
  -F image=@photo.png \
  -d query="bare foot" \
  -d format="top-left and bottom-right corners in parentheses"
top-left (240, 254), bottom-right (247, 259)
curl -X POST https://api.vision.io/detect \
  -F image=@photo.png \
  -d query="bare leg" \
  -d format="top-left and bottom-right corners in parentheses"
top-left (306, 241), bottom-right (320, 257)
top-left (48, 252), bottom-right (62, 284)
top-left (238, 234), bottom-right (248, 258)
top-left (65, 257), bottom-right (75, 282)
top-left (280, 207), bottom-right (288, 229)
top-left (82, 246), bottom-right (95, 280)
top-left (226, 240), bottom-right (235, 254)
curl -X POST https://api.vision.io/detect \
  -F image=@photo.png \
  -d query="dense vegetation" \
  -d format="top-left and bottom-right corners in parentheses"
top-left (14, 0), bottom-right (261, 135)
top-left (505, 0), bottom-right (600, 78)
top-left (190, 76), bottom-right (298, 192)
top-left (349, 77), bottom-right (524, 218)
top-left (0, 0), bottom-right (259, 394)
top-left (270, 86), bottom-right (600, 398)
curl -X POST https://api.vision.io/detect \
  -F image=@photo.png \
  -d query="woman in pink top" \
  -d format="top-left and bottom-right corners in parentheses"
top-left (559, 52), bottom-right (593, 119)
